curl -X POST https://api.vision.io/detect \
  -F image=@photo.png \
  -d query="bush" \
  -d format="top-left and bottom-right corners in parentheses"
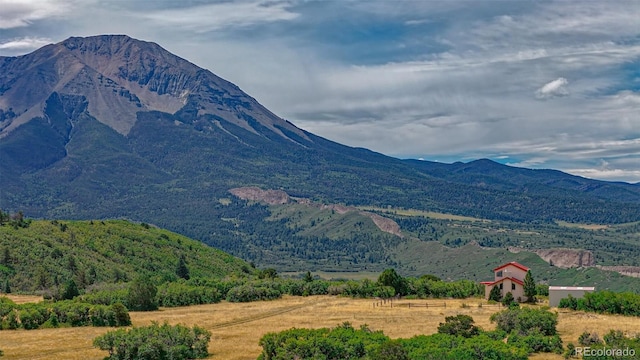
top-left (490, 307), bottom-right (558, 336)
top-left (61, 279), bottom-right (80, 300)
top-left (93, 322), bottom-right (211, 360)
top-left (489, 285), bottom-right (502, 302)
top-left (156, 282), bottom-right (222, 307)
top-left (437, 315), bottom-right (479, 338)
top-left (558, 290), bottom-right (640, 316)
top-left (578, 331), bottom-right (603, 346)
top-left (79, 286), bottom-right (128, 306)
top-left (257, 322), bottom-right (389, 360)
top-left (226, 284), bottom-right (281, 302)
top-left (378, 268), bottom-right (407, 296)
top-left (127, 275), bottom-right (158, 311)
top-left (508, 332), bottom-right (563, 354)
top-left (502, 292), bottom-right (517, 307)
top-left (536, 284), bottom-right (549, 297)
top-left (399, 333), bottom-right (529, 360)
top-left (0, 300), bottom-right (130, 330)
top-left (370, 340), bottom-right (409, 360)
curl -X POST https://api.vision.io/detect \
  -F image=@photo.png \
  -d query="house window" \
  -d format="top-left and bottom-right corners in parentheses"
top-left (496, 271), bottom-right (503, 277)
top-left (512, 283), bottom-right (516, 290)
top-left (499, 283), bottom-right (503, 290)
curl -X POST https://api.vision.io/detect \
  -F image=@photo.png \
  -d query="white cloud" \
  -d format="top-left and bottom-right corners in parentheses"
top-left (141, 0), bottom-right (299, 32)
top-left (0, 0), bottom-right (77, 29)
top-left (0, 37), bottom-right (52, 50)
top-left (535, 77), bottom-right (569, 99)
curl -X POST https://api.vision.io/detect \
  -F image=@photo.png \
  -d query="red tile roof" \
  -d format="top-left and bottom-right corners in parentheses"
top-left (493, 261), bottom-right (529, 272)
top-left (480, 277), bottom-right (524, 287)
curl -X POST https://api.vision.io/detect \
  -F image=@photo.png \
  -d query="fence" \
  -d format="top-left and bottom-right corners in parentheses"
top-left (372, 299), bottom-right (503, 309)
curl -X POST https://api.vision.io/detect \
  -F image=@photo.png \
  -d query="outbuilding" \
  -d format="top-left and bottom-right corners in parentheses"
top-left (548, 286), bottom-right (595, 307)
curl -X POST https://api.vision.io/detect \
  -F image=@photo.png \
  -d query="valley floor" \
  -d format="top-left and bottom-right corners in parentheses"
top-left (1, 295), bottom-right (639, 359)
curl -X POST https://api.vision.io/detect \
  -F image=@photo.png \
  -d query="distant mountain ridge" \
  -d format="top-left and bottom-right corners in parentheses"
top-left (404, 158), bottom-right (640, 203)
top-left (1, 35), bottom-right (640, 273)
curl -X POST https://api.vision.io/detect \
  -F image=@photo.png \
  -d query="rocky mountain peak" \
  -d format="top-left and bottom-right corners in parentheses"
top-left (0, 35), bottom-right (308, 142)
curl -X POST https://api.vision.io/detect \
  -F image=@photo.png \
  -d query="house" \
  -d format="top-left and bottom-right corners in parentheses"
top-left (480, 261), bottom-right (529, 302)
top-left (548, 286), bottom-right (595, 307)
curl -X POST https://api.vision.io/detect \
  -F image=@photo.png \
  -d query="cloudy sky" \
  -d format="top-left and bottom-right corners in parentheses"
top-left (1, 0), bottom-right (639, 183)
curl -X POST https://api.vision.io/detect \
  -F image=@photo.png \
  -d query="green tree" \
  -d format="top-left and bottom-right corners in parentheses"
top-left (1, 247), bottom-right (9, 265)
top-left (62, 279), bottom-right (79, 300)
top-left (371, 340), bottom-right (409, 360)
top-left (523, 271), bottom-right (536, 303)
top-left (3, 279), bottom-right (10, 294)
top-left (259, 268), bottom-right (278, 279)
top-left (502, 292), bottom-right (517, 307)
top-left (93, 322), bottom-right (210, 360)
top-left (111, 303), bottom-right (132, 326)
top-left (303, 271), bottom-right (313, 283)
top-left (489, 285), bottom-right (502, 302)
top-left (377, 268), bottom-right (406, 296)
top-left (127, 275), bottom-right (158, 311)
top-left (176, 255), bottom-right (190, 280)
top-left (437, 314), bottom-right (480, 338)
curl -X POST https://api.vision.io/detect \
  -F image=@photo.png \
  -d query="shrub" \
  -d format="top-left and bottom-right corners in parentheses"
top-left (536, 284), bottom-right (549, 297)
top-left (502, 292), bottom-right (517, 307)
top-left (508, 332), bottom-right (563, 354)
top-left (489, 285), bottom-right (502, 302)
top-left (226, 284), bottom-right (281, 302)
top-left (399, 333), bottom-right (529, 360)
top-left (490, 307), bottom-right (558, 336)
top-left (61, 279), bottom-right (80, 300)
top-left (156, 282), bottom-right (222, 307)
top-left (79, 286), bottom-right (128, 306)
top-left (257, 323), bottom-right (389, 360)
top-left (370, 340), bottom-right (409, 360)
top-left (93, 322), bottom-right (211, 360)
top-left (578, 331), bottom-right (603, 346)
top-left (0, 300), bottom-right (130, 330)
top-left (127, 275), bottom-right (158, 311)
top-left (377, 268), bottom-right (407, 296)
top-left (437, 315), bottom-right (479, 338)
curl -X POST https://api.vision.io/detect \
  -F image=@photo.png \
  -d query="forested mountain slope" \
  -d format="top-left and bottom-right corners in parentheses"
top-left (0, 218), bottom-right (253, 292)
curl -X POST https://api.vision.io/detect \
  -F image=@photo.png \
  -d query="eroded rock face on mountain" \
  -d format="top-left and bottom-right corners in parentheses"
top-left (229, 187), bottom-right (402, 237)
top-left (509, 247), bottom-right (595, 268)
top-left (596, 266), bottom-right (640, 278)
top-left (229, 187), bottom-right (290, 205)
top-left (536, 248), bottom-right (594, 268)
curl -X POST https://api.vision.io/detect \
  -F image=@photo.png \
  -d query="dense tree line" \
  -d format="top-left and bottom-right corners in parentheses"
top-left (0, 297), bottom-right (130, 330)
top-left (558, 290), bottom-right (640, 316)
top-left (77, 269), bottom-right (483, 309)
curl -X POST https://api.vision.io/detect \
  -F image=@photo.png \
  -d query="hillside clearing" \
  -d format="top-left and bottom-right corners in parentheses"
top-left (1, 295), bottom-right (639, 359)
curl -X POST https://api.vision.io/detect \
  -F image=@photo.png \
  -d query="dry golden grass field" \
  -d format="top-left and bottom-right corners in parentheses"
top-left (1, 295), bottom-right (639, 359)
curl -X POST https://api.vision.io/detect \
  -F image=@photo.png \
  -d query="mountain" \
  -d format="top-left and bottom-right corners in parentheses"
top-left (1, 35), bottom-right (640, 274)
top-left (403, 158), bottom-right (640, 203)
top-left (0, 219), bottom-right (254, 293)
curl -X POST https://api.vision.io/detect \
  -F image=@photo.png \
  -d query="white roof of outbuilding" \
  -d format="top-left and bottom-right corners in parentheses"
top-left (549, 286), bottom-right (595, 291)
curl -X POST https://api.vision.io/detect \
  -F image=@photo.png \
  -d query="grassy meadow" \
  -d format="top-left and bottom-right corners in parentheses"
top-left (2, 295), bottom-right (640, 360)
